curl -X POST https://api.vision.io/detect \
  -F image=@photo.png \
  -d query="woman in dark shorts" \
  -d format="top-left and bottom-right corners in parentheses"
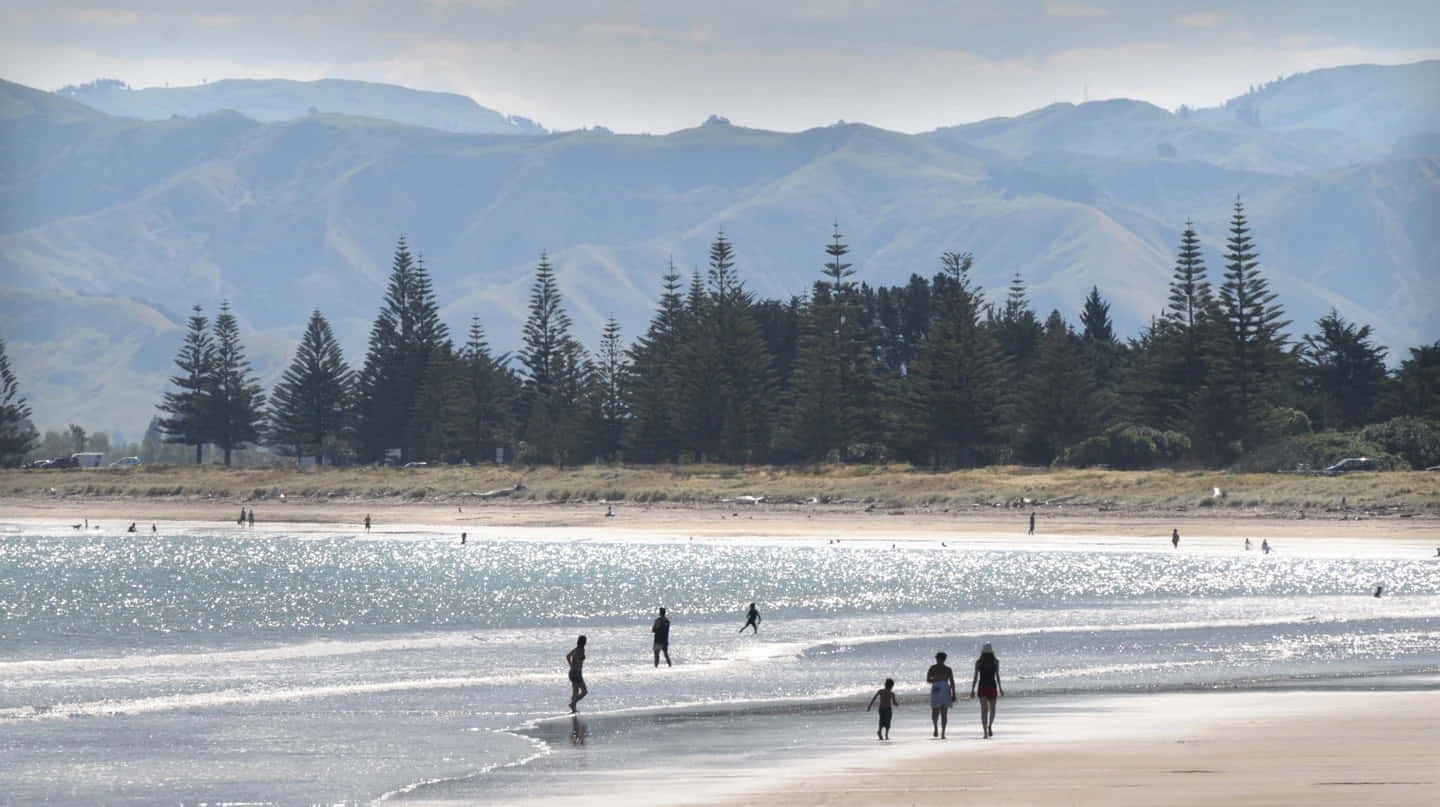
top-left (969, 642), bottom-right (1004, 738)
top-left (566, 635), bottom-right (588, 712)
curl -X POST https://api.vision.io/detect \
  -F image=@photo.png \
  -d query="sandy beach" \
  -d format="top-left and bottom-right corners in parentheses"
top-left (689, 689), bottom-right (1440, 807)
top-left (3, 495), bottom-right (1438, 550)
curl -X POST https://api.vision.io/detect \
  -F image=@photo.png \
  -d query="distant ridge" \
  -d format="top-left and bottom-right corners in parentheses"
top-left (1, 61), bottom-right (1436, 435)
top-left (56, 77), bottom-right (546, 135)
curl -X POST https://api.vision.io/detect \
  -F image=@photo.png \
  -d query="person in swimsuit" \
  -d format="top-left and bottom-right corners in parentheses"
top-left (566, 635), bottom-right (588, 712)
top-left (970, 642), bottom-right (1004, 738)
top-left (926, 652), bottom-right (956, 738)
top-left (867, 678), bottom-right (899, 740)
top-left (652, 607), bottom-right (672, 667)
top-left (740, 602), bottom-right (761, 634)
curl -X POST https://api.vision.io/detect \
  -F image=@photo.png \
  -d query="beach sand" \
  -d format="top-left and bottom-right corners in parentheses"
top-left (2, 496), bottom-right (1437, 550)
top-left (688, 690), bottom-right (1439, 807)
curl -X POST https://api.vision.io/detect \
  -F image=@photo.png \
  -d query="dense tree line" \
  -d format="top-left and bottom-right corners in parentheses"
top-left (6, 197), bottom-right (1438, 471)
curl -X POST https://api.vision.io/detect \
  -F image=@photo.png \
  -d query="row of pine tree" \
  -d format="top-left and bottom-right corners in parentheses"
top-left (5, 199), bottom-right (1434, 470)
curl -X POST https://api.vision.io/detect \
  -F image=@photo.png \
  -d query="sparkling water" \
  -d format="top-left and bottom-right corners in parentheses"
top-left (1, 525), bottom-right (1437, 804)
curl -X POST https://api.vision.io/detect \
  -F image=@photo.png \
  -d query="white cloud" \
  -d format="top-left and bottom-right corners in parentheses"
top-left (1045, 2), bottom-right (1110, 18)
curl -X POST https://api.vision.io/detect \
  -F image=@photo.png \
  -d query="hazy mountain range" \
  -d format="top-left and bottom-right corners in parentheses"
top-left (1, 62), bottom-right (1437, 439)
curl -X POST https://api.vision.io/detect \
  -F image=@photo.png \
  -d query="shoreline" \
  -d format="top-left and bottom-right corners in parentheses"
top-left (685, 688), bottom-right (1440, 807)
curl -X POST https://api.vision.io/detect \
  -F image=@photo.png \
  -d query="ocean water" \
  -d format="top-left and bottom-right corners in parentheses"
top-left (1, 523), bottom-right (1438, 804)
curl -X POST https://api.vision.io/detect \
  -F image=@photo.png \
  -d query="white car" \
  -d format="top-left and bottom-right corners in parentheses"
top-left (109, 457), bottom-right (142, 468)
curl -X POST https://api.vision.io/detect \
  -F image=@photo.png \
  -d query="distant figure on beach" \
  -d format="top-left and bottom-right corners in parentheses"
top-left (1262, 539), bottom-right (1271, 554)
top-left (1245, 538), bottom-right (1252, 551)
top-left (740, 602), bottom-right (761, 634)
top-left (606, 505), bottom-right (614, 517)
top-left (248, 509), bottom-right (255, 527)
top-left (238, 508), bottom-right (246, 526)
top-left (127, 522), bottom-right (136, 533)
top-left (566, 636), bottom-right (588, 712)
top-left (970, 642), bottom-right (1005, 738)
top-left (1172, 529), bottom-right (1180, 549)
top-left (151, 523), bottom-right (156, 533)
top-left (460, 532), bottom-right (467, 545)
top-left (652, 607), bottom-right (672, 667)
top-left (364, 513), bottom-right (371, 531)
top-left (1028, 511), bottom-right (1035, 536)
top-left (84, 518), bottom-right (89, 529)
top-left (926, 652), bottom-right (956, 739)
top-left (867, 678), bottom-right (899, 740)
top-left (1374, 584), bottom-right (1384, 598)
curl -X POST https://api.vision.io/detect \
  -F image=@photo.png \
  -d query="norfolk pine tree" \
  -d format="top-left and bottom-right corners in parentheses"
top-left (207, 301), bottom-right (267, 466)
top-left (624, 262), bottom-right (687, 462)
top-left (157, 305), bottom-right (215, 464)
top-left (1214, 198), bottom-right (1291, 450)
top-left (0, 335), bottom-right (39, 464)
top-left (268, 309), bottom-right (352, 465)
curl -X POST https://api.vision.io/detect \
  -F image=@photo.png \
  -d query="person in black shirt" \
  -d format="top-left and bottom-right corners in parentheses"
top-left (740, 602), bottom-right (761, 634)
top-left (970, 642), bottom-right (1004, 738)
top-left (652, 607), bottom-right (672, 667)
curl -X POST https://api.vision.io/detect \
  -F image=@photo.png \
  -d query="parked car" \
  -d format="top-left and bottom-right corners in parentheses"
top-left (1324, 457), bottom-right (1375, 474)
top-left (109, 457), bottom-right (142, 468)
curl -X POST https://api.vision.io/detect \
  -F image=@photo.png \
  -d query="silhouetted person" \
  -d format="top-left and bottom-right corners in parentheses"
top-left (970, 642), bottom-right (1005, 738)
top-left (1028, 511), bottom-right (1035, 535)
top-left (364, 513), bottom-right (371, 531)
top-left (740, 602), bottom-right (761, 634)
top-left (1262, 539), bottom-right (1271, 554)
top-left (247, 509), bottom-right (255, 527)
top-left (927, 652), bottom-right (956, 738)
top-left (566, 636), bottom-right (588, 712)
top-left (652, 607), bottom-right (671, 667)
top-left (460, 532), bottom-right (467, 545)
top-left (1374, 584), bottom-right (1384, 598)
top-left (127, 522), bottom-right (136, 533)
top-left (151, 523), bottom-right (156, 533)
top-left (1245, 538), bottom-right (1252, 551)
top-left (1172, 528), bottom-right (1180, 549)
top-left (867, 678), bottom-right (899, 740)
top-left (238, 508), bottom-right (246, 526)
top-left (605, 505), bottom-right (614, 517)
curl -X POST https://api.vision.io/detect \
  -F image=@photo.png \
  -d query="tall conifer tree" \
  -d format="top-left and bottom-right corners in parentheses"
top-left (157, 305), bottom-right (215, 464)
top-left (268, 310), bottom-right (352, 465)
top-left (624, 262), bottom-right (686, 462)
top-left (207, 301), bottom-right (267, 466)
top-left (0, 335), bottom-right (38, 464)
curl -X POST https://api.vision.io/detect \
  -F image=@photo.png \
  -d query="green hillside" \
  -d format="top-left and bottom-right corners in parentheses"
top-left (0, 63), bottom-right (1436, 436)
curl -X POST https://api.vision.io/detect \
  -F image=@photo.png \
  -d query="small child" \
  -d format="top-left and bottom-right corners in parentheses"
top-left (867, 678), bottom-right (899, 740)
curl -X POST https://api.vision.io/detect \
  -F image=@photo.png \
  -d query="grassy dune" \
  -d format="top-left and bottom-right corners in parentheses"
top-left (3, 464), bottom-right (1437, 515)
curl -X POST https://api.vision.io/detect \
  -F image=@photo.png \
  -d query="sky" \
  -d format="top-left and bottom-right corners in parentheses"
top-left (2, 1), bottom-right (1438, 132)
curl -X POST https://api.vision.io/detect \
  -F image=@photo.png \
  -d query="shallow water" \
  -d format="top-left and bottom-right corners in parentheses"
top-left (1, 527), bottom-right (1437, 804)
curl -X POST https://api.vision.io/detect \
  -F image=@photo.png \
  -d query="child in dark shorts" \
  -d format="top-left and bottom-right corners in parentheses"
top-left (867, 678), bottom-right (899, 740)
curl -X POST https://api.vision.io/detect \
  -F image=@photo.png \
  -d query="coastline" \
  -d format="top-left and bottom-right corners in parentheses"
top-left (3, 496), bottom-right (1438, 551)
top-left (682, 688), bottom-right (1440, 807)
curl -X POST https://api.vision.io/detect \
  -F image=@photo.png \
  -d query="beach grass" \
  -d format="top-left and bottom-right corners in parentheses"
top-left (3, 464), bottom-right (1437, 515)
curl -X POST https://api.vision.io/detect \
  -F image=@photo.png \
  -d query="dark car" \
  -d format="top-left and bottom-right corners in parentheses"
top-left (1324, 457), bottom-right (1375, 474)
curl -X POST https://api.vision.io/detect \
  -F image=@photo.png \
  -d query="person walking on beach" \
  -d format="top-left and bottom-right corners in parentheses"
top-left (970, 642), bottom-right (1005, 738)
top-left (926, 652), bottom-right (956, 739)
top-left (238, 508), bottom-right (246, 526)
top-left (364, 513), bottom-right (371, 531)
top-left (248, 509), bottom-right (255, 527)
top-left (566, 636), bottom-right (588, 712)
top-left (1028, 511), bottom-right (1035, 535)
top-left (652, 607), bottom-right (672, 667)
top-left (867, 678), bottom-right (899, 740)
top-left (740, 602), bottom-right (761, 634)
top-left (1171, 528), bottom-right (1180, 549)
top-left (1262, 539), bottom-right (1271, 554)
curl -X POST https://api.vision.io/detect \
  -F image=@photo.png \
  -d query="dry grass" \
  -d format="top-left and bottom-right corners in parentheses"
top-left (4, 464), bottom-right (1438, 514)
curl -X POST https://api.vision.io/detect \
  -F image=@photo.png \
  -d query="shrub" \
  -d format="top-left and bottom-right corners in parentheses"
top-left (1232, 431), bottom-right (1404, 472)
top-left (1360, 417), bottom-right (1440, 469)
top-left (1062, 425), bottom-right (1191, 470)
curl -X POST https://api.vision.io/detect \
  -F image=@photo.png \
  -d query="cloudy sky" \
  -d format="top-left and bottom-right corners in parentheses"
top-left (3, 1), bottom-right (1437, 132)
